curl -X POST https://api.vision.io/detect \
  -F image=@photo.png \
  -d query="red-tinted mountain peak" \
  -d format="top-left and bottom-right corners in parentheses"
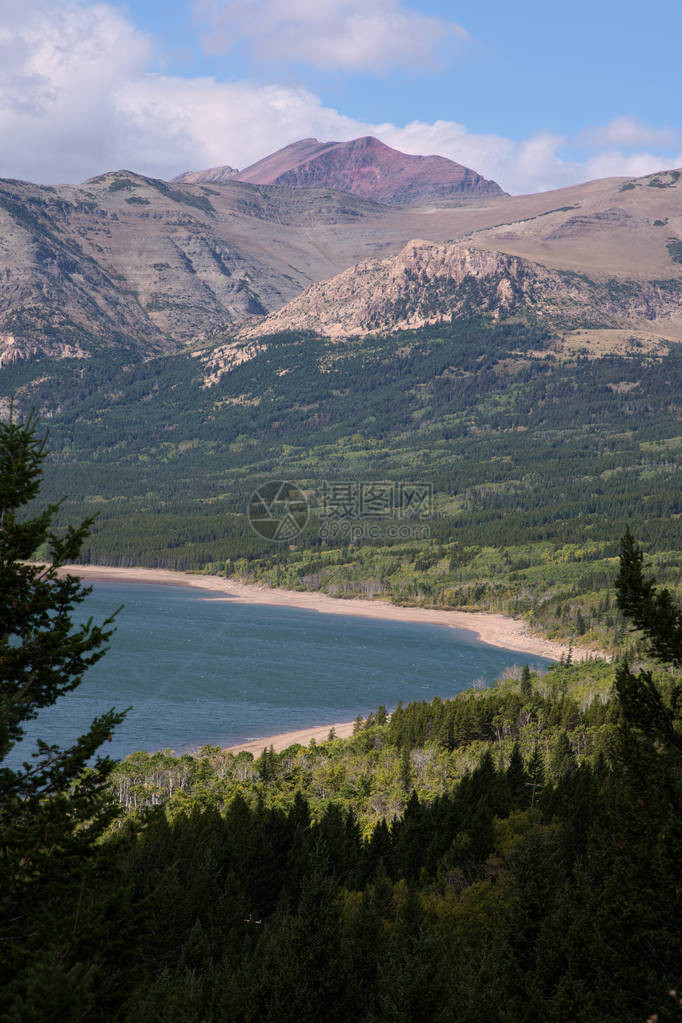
top-left (174, 136), bottom-right (506, 206)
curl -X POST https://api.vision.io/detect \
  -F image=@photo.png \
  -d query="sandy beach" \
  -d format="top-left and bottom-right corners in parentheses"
top-left (63, 562), bottom-right (589, 660)
top-left (61, 563), bottom-right (606, 756)
top-left (221, 720), bottom-right (359, 756)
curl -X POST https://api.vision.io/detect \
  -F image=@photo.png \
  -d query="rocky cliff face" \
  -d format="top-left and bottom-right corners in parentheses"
top-left (174, 136), bottom-right (506, 206)
top-left (0, 170), bottom-right (391, 363)
top-left (243, 239), bottom-right (682, 339)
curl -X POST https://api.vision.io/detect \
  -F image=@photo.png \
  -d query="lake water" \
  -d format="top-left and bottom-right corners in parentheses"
top-left (12, 580), bottom-right (552, 762)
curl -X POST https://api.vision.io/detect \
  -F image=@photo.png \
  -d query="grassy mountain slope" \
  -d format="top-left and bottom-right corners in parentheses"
top-left (0, 170), bottom-right (391, 361)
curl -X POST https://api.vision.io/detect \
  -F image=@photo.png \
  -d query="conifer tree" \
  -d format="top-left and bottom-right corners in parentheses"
top-left (614, 530), bottom-right (682, 752)
top-left (0, 408), bottom-right (125, 996)
top-left (526, 746), bottom-right (545, 807)
top-left (548, 730), bottom-right (575, 779)
top-left (257, 744), bottom-right (277, 782)
top-left (616, 526), bottom-right (682, 668)
top-left (506, 741), bottom-right (527, 801)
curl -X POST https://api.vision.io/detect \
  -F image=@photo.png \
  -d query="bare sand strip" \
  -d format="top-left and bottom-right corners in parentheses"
top-left (223, 721), bottom-right (359, 756)
top-left (62, 564), bottom-right (606, 757)
top-left (64, 563), bottom-right (592, 662)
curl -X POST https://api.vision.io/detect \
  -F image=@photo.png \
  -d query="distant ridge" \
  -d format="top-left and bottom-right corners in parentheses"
top-left (172, 135), bottom-right (507, 206)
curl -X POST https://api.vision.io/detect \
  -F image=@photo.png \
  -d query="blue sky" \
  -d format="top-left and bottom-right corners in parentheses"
top-left (1, 0), bottom-right (681, 191)
top-left (131, 0), bottom-right (682, 143)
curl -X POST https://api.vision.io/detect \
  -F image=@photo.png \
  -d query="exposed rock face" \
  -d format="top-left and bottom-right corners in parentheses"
top-left (173, 165), bottom-right (240, 184)
top-left (243, 239), bottom-right (682, 339)
top-left (0, 178), bottom-right (175, 364)
top-left (174, 136), bottom-right (506, 206)
top-left (0, 171), bottom-right (391, 361)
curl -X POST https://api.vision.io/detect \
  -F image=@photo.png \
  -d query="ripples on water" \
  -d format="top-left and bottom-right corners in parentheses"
top-left (12, 581), bottom-right (552, 761)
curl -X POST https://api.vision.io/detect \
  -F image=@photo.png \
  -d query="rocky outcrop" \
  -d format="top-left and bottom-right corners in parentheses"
top-left (172, 165), bottom-right (240, 184)
top-left (243, 239), bottom-right (682, 339)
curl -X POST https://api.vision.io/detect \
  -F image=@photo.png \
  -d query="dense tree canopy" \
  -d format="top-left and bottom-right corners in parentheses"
top-left (0, 408), bottom-right (125, 1010)
top-left (2, 421), bottom-right (680, 1023)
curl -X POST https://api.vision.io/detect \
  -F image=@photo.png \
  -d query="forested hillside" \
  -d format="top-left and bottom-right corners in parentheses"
top-left (3, 540), bottom-right (681, 1022)
top-left (4, 316), bottom-right (680, 647)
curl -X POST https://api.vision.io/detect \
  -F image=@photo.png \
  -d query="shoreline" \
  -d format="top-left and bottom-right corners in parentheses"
top-left (219, 720), bottom-right (360, 756)
top-left (63, 563), bottom-right (600, 663)
top-left (61, 564), bottom-right (608, 757)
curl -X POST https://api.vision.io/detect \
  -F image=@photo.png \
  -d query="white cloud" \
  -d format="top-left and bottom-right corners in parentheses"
top-left (117, 76), bottom-right (363, 174)
top-left (582, 148), bottom-right (682, 182)
top-left (375, 122), bottom-right (582, 195)
top-left (582, 116), bottom-right (680, 151)
top-left (0, 0), bottom-right (152, 182)
top-left (194, 0), bottom-right (467, 71)
top-left (0, 1), bottom-right (680, 193)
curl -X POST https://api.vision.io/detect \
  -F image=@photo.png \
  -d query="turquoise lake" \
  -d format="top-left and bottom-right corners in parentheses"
top-left (15, 580), bottom-right (553, 761)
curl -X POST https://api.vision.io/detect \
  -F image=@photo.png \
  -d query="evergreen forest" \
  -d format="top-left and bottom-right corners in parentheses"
top-left (2, 318), bottom-right (680, 649)
top-left (1, 411), bottom-right (681, 1022)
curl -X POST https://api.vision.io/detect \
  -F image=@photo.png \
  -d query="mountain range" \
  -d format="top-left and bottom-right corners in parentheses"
top-left (3, 113), bottom-right (679, 1023)
top-left (0, 135), bottom-right (681, 367)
